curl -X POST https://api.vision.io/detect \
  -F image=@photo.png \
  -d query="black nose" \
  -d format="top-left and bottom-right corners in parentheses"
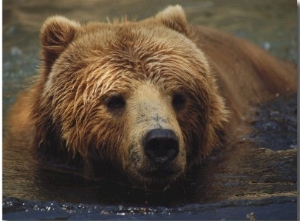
top-left (144, 129), bottom-right (179, 165)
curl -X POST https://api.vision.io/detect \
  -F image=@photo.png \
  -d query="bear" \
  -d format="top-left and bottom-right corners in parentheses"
top-left (5, 5), bottom-right (297, 191)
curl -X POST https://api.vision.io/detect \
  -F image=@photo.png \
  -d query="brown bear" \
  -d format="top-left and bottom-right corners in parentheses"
top-left (5, 5), bottom-right (296, 190)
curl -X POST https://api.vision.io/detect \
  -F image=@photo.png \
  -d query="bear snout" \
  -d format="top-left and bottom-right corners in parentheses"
top-left (143, 129), bottom-right (179, 165)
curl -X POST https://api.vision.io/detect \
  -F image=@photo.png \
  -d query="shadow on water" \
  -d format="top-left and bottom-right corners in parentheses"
top-left (2, 0), bottom-right (297, 220)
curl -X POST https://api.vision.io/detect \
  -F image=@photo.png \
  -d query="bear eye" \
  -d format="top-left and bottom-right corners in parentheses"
top-left (105, 95), bottom-right (126, 110)
top-left (172, 92), bottom-right (186, 111)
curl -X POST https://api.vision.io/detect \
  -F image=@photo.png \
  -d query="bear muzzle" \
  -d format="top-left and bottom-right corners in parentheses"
top-left (124, 83), bottom-right (186, 189)
top-left (131, 128), bottom-right (184, 185)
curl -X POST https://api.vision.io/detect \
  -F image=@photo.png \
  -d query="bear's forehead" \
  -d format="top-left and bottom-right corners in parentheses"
top-left (48, 22), bottom-right (210, 97)
top-left (62, 23), bottom-right (208, 77)
top-left (72, 22), bottom-right (197, 59)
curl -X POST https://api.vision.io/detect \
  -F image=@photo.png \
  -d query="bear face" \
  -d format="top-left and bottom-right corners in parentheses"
top-left (32, 5), bottom-right (227, 190)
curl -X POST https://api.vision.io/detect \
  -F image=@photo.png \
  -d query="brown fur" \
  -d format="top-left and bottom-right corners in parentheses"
top-left (5, 5), bottom-right (296, 190)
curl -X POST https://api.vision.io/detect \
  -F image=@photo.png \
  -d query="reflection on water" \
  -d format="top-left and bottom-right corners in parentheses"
top-left (2, 0), bottom-right (297, 220)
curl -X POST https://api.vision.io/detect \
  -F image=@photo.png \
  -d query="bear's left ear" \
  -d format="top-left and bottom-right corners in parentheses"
top-left (40, 16), bottom-right (80, 71)
top-left (155, 5), bottom-right (188, 36)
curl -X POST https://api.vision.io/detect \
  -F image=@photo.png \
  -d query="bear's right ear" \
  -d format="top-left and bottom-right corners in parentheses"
top-left (40, 16), bottom-right (80, 71)
top-left (155, 5), bottom-right (188, 36)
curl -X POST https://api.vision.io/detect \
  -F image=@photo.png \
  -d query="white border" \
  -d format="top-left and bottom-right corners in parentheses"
top-left (0, 0), bottom-right (3, 218)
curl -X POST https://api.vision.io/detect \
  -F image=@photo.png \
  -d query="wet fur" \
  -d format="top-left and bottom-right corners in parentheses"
top-left (5, 5), bottom-right (296, 189)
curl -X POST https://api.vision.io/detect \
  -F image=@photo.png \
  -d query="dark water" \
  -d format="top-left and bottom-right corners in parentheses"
top-left (3, 0), bottom-right (297, 220)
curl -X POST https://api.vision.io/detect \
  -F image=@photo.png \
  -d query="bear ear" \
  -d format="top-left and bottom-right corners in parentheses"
top-left (40, 16), bottom-right (80, 71)
top-left (155, 5), bottom-right (188, 36)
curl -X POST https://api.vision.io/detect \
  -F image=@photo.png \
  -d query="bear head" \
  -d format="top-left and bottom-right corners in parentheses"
top-left (32, 5), bottom-right (227, 190)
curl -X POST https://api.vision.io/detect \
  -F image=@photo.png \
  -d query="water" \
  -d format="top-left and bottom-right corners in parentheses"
top-left (2, 197), bottom-right (297, 220)
top-left (3, 0), bottom-right (297, 220)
